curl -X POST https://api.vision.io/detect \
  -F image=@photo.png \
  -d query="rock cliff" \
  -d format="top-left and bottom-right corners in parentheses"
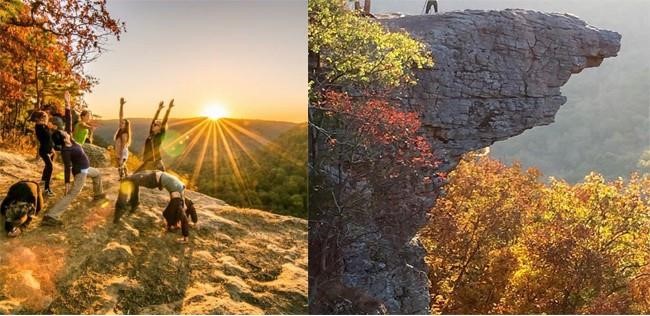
top-left (338, 9), bottom-right (621, 314)
top-left (0, 151), bottom-right (307, 314)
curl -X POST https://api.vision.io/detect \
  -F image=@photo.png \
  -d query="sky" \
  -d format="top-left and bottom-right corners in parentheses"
top-left (84, 0), bottom-right (306, 122)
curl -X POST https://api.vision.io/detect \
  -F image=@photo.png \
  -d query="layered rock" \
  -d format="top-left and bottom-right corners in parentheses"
top-left (338, 10), bottom-right (621, 314)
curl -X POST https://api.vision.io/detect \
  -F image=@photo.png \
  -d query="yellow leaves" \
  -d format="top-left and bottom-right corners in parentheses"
top-left (423, 155), bottom-right (650, 313)
top-left (309, 0), bottom-right (433, 90)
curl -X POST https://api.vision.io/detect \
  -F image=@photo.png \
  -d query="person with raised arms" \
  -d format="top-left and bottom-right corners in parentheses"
top-left (135, 99), bottom-right (174, 172)
top-left (114, 97), bottom-right (132, 179)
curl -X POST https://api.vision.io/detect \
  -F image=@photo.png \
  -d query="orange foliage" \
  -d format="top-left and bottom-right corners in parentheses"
top-left (422, 155), bottom-right (650, 314)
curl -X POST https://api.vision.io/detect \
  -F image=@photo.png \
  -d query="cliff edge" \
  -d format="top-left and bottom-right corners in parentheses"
top-left (0, 151), bottom-right (307, 314)
top-left (336, 9), bottom-right (621, 314)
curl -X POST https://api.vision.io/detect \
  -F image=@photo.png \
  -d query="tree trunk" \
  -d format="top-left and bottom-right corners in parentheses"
top-left (34, 59), bottom-right (41, 109)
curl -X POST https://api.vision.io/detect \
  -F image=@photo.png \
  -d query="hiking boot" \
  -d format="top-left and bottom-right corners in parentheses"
top-left (41, 215), bottom-right (63, 227)
top-left (43, 188), bottom-right (56, 198)
top-left (93, 193), bottom-right (107, 201)
top-left (113, 206), bottom-right (126, 224)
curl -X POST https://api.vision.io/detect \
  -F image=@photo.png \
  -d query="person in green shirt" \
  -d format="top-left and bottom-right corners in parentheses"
top-left (72, 110), bottom-right (98, 144)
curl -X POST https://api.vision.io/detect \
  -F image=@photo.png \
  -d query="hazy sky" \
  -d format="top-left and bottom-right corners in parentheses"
top-left (84, 0), bottom-right (306, 122)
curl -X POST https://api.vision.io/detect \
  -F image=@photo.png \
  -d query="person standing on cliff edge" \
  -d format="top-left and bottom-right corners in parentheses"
top-left (135, 99), bottom-right (174, 173)
top-left (425, 0), bottom-right (438, 14)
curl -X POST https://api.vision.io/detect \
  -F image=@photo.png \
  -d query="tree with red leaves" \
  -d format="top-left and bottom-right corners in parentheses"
top-left (0, 0), bottom-right (123, 135)
top-left (308, 0), bottom-right (437, 313)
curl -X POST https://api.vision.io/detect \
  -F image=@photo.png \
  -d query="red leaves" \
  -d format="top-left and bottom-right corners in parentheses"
top-left (9, 0), bottom-right (125, 73)
top-left (0, 0), bottom-right (123, 125)
top-left (310, 90), bottom-right (441, 233)
top-left (320, 91), bottom-right (438, 171)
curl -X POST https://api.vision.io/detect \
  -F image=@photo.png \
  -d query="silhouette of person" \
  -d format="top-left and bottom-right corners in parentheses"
top-left (135, 100), bottom-right (174, 173)
top-left (425, 0), bottom-right (438, 14)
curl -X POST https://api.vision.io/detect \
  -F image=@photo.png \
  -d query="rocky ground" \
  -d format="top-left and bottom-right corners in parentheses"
top-left (0, 151), bottom-right (307, 314)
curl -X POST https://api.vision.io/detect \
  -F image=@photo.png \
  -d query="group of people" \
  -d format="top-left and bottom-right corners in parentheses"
top-left (1, 93), bottom-right (197, 242)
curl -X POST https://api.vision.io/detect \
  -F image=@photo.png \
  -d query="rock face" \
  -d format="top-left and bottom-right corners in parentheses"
top-left (337, 10), bottom-right (621, 314)
top-left (386, 9), bottom-right (621, 171)
top-left (81, 143), bottom-right (112, 168)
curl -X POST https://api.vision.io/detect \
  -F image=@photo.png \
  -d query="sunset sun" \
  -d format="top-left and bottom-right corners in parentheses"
top-left (202, 103), bottom-right (230, 120)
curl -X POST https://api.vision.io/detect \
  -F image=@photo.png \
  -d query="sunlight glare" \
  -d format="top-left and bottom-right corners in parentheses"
top-left (202, 103), bottom-right (230, 120)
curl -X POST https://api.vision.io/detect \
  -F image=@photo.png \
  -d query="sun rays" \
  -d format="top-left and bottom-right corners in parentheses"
top-left (160, 117), bottom-right (297, 207)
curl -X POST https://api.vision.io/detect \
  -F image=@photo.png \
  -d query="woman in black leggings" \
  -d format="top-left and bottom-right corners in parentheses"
top-left (33, 111), bottom-right (56, 197)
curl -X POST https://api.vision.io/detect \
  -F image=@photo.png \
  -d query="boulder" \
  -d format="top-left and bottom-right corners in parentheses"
top-left (82, 143), bottom-right (111, 168)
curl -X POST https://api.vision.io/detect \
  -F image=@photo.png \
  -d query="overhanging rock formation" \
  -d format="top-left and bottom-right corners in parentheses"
top-left (338, 10), bottom-right (621, 314)
top-left (384, 9), bottom-right (621, 171)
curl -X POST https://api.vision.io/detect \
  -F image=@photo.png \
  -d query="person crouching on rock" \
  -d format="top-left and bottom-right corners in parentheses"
top-left (42, 92), bottom-right (106, 227)
top-left (1, 181), bottom-right (43, 237)
top-left (114, 170), bottom-right (197, 241)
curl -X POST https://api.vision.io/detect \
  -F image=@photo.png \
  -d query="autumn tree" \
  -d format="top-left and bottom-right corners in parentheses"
top-left (308, 0), bottom-right (435, 312)
top-left (422, 155), bottom-right (650, 314)
top-left (500, 172), bottom-right (650, 314)
top-left (5, 0), bottom-right (125, 83)
top-left (420, 155), bottom-right (544, 314)
top-left (0, 0), bottom-right (123, 136)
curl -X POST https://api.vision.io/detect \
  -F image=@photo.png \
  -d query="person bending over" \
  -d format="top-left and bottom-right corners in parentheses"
top-left (43, 92), bottom-right (106, 226)
top-left (135, 100), bottom-right (174, 173)
top-left (114, 170), bottom-right (197, 241)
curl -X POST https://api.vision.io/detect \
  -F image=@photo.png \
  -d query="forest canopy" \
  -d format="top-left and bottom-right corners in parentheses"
top-left (422, 155), bottom-right (650, 314)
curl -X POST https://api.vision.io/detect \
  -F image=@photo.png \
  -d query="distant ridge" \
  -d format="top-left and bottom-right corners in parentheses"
top-left (93, 118), bottom-right (301, 155)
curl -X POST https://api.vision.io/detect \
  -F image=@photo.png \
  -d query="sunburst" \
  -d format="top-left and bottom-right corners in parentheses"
top-left (202, 103), bottom-right (229, 121)
top-left (161, 116), bottom-right (299, 208)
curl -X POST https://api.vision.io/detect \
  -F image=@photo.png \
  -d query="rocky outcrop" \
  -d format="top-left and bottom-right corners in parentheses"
top-left (338, 10), bottom-right (621, 314)
top-left (81, 143), bottom-right (111, 168)
top-left (387, 9), bottom-right (621, 171)
top-left (0, 151), bottom-right (307, 314)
